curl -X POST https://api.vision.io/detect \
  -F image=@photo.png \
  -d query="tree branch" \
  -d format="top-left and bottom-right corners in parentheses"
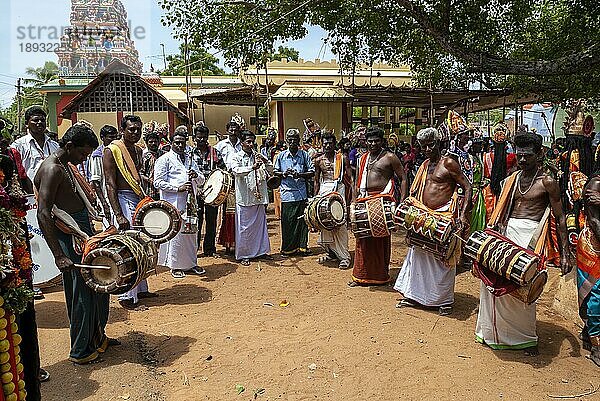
top-left (394, 0), bottom-right (600, 76)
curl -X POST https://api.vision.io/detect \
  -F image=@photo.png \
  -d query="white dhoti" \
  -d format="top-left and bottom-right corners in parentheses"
top-left (394, 202), bottom-right (455, 307)
top-left (317, 181), bottom-right (351, 267)
top-left (235, 204), bottom-right (270, 260)
top-left (117, 190), bottom-right (149, 304)
top-left (159, 228), bottom-right (198, 271)
top-left (475, 218), bottom-right (539, 349)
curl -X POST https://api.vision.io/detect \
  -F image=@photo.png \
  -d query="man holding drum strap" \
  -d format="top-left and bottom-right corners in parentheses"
top-left (394, 127), bottom-right (471, 314)
top-left (474, 132), bottom-right (571, 355)
top-left (36, 125), bottom-right (115, 365)
top-left (349, 127), bottom-right (407, 286)
top-left (104, 115), bottom-right (156, 310)
top-left (314, 131), bottom-right (352, 269)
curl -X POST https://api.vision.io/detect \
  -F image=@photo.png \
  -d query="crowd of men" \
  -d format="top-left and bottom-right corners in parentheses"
top-left (5, 104), bottom-right (600, 401)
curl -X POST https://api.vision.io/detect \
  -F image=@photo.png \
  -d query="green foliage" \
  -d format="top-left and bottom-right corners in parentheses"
top-left (0, 61), bottom-right (57, 126)
top-left (2, 284), bottom-right (34, 314)
top-left (270, 46), bottom-right (299, 62)
top-left (161, 42), bottom-right (225, 76)
top-left (159, 0), bottom-right (600, 100)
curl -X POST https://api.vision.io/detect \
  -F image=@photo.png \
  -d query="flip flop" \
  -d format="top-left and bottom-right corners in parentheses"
top-left (171, 270), bottom-right (185, 279)
top-left (190, 266), bottom-right (206, 275)
top-left (318, 255), bottom-right (334, 263)
top-left (396, 299), bottom-right (418, 308)
top-left (240, 259), bottom-right (251, 266)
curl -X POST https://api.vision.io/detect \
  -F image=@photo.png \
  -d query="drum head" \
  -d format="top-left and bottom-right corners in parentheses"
top-left (330, 200), bottom-right (345, 221)
top-left (83, 255), bottom-right (120, 286)
top-left (527, 270), bottom-right (548, 304)
top-left (142, 208), bottom-right (172, 237)
top-left (203, 170), bottom-right (225, 204)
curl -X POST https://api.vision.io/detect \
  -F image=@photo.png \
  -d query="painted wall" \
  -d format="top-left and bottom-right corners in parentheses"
top-left (77, 112), bottom-right (121, 135)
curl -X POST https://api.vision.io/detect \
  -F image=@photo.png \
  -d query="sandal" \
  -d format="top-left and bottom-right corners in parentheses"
top-left (190, 266), bottom-right (206, 275)
top-left (240, 259), bottom-right (251, 266)
top-left (318, 255), bottom-right (334, 263)
top-left (338, 261), bottom-right (351, 270)
top-left (396, 299), bottom-right (418, 308)
top-left (171, 270), bottom-right (185, 279)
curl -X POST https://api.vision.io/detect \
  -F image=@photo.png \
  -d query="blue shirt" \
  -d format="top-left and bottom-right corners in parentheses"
top-left (274, 149), bottom-right (315, 202)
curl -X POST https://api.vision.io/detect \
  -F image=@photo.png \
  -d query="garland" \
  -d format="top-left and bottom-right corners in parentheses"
top-left (0, 168), bottom-right (29, 401)
top-left (0, 171), bottom-right (33, 315)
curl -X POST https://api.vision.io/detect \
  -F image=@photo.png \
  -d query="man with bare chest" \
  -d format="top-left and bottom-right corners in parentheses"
top-left (350, 127), bottom-right (407, 286)
top-left (103, 115), bottom-right (156, 309)
top-left (35, 125), bottom-right (114, 364)
top-left (394, 128), bottom-right (472, 315)
top-left (314, 132), bottom-right (352, 269)
top-left (475, 132), bottom-right (571, 355)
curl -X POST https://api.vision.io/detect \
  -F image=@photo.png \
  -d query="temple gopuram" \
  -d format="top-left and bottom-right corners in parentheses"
top-left (55, 0), bottom-right (143, 77)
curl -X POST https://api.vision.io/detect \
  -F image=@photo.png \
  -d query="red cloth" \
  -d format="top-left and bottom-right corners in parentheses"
top-left (8, 148), bottom-right (26, 180)
top-left (218, 211), bottom-right (236, 249)
top-left (351, 236), bottom-right (391, 284)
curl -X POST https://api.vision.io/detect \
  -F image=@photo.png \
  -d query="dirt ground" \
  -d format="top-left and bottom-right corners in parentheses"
top-left (35, 209), bottom-right (598, 401)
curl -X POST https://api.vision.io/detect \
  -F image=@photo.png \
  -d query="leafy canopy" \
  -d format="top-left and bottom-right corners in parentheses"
top-left (160, 0), bottom-right (600, 100)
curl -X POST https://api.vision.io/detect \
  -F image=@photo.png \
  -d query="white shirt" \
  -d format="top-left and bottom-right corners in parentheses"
top-left (231, 149), bottom-right (273, 207)
top-left (11, 133), bottom-right (59, 183)
top-left (215, 137), bottom-right (241, 170)
top-left (153, 150), bottom-right (204, 212)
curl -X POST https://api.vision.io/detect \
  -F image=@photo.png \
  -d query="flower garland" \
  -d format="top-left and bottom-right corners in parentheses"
top-left (0, 171), bottom-right (33, 315)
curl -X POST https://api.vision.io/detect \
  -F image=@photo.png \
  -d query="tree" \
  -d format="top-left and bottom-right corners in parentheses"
top-left (161, 42), bottom-right (226, 76)
top-left (270, 46), bottom-right (299, 62)
top-left (159, 0), bottom-right (600, 100)
top-left (0, 61), bottom-right (58, 127)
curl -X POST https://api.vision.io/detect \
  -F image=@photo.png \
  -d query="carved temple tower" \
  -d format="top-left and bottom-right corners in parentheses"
top-left (56, 0), bottom-right (143, 76)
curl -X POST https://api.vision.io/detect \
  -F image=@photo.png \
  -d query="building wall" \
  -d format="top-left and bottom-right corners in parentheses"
top-left (193, 104), bottom-right (255, 134)
top-left (77, 112), bottom-right (122, 135)
top-left (270, 101), bottom-right (343, 138)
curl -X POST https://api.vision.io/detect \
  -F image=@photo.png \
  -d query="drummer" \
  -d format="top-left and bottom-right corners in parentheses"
top-left (35, 124), bottom-right (115, 364)
top-left (140, 123), bottom-right (166, 201)
top-left (192, 123), bottom-right (224, 258)
top-left (474, 131), bottom-right (571, 355)
top-left (349, 126), bottom-right (407, 286)
top-left (104, 115), bottom-right (156, 310)
top-left (313, 131), bottom-right (352, 269)
top-left (394, 127), bottom-right (470, 314)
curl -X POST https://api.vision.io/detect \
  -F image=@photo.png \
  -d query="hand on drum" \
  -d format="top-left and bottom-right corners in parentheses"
top-left (178, 182), bottom-right (193, 192)
top-left (560, 254), bottom-right (573, 276)
top-left (188, 170), bottom-right (198, 179)
top-left (54, 255), bottom-right (75, 272)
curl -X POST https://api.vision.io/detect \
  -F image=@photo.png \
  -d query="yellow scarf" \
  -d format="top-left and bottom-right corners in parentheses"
top-left (107, 140), bottom-right (144, 198)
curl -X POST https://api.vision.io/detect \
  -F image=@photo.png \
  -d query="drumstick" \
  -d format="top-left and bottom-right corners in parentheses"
top-left (74, 264), bottom-right (113, 270)
top-left (452, 233), bottom-right (468, 244)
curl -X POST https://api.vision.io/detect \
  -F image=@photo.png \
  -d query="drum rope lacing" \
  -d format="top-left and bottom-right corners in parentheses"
top-left (107, 233), bottom-right (155, 285)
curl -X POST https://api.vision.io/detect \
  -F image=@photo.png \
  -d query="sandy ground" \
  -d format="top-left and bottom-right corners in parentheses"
top-left (35, 209), bottom-right (598, 401)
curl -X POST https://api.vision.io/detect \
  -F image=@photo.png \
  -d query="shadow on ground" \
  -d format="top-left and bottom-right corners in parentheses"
top-left (35, 301), bottom-right (129, 330)
top-left (42, 331), bottom-right (195, 400)
top-left (142, 284), bottom-right (213, 307)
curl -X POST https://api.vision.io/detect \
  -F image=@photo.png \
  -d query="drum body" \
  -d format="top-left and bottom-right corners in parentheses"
top-left (304, 193), bottom-right (346, 231)
top-left (350, 198), bottom-right (395, 239)
top-left (510, 270), bottom-right (548, 304)
top-left (133, 200), bottom-right (181, 244)
top-left (202, 169), bottom-right (233, 206)
top-left (26, 195), bottom-right (62, 288)
top-left (81, 231), bottom-right (158, 294)
top-left (464, 229), bottom-right (539, 286)
top-left (406, 231), bottom-right (460, 264)
top-left (394, 200), bottom-right (453, 243)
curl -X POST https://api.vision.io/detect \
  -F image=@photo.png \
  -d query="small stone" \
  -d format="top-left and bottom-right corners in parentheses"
top-left (308, 363), bottom-right (317, 371)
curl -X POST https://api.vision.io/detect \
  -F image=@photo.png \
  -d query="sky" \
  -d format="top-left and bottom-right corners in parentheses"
top-left (0, 0), bottom-right (334, 109)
